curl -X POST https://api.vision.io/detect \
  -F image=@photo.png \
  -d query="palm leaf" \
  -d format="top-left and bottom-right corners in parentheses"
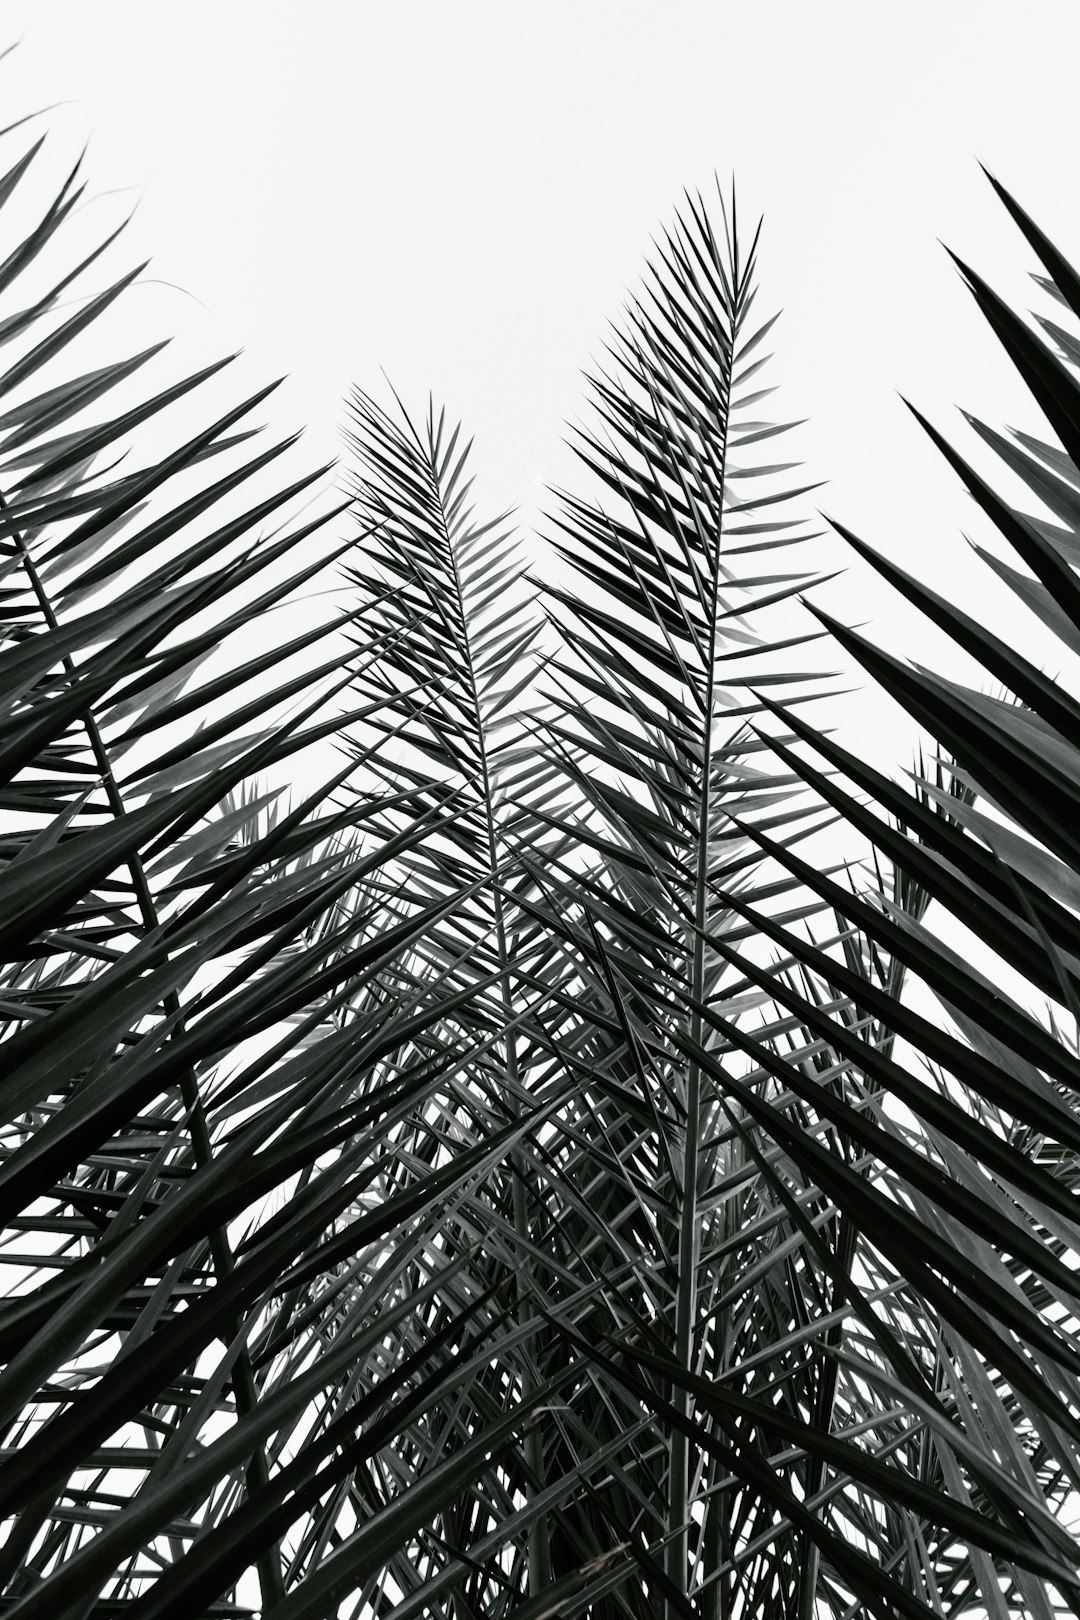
top-left (0, 101), bottom-right (520, 1620)
top-left (714, 170), bottom-right (1080, 1618)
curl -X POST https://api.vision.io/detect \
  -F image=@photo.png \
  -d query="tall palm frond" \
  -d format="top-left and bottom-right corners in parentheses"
top-left (518, 180), bottom-right (1080, 1620)
top-left (512, 182), bottom-right (865, 1619)
top-left (331, 387), bottom-right (620, 1610)
top-left (696, 171), bottom-right (1080, 1618)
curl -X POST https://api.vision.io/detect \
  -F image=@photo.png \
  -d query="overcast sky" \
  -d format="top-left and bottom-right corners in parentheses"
top-left (8, 0), bottom-right (1080, 760)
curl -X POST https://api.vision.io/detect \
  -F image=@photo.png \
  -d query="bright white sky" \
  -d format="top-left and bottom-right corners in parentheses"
top-left (9, 0), bottom-right (1080, 766)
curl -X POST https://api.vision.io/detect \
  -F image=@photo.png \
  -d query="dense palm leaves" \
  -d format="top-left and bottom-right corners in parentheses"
top-left (2, 77), bottom-right (1080, 1620)
top-left (0, 107), bottom-right (562, 1620)
top-left (716, 177), bottom-right (1080, 1613)
top-left (503, 187), bottom-right (1080, 1619)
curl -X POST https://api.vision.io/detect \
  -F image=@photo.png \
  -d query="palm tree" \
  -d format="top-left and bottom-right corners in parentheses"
top-left (1, 60), bottom-right (1079, 1620)
top-left (0, 89), bottom-right (556, 1620)
top-left (497, 181), bottom-right (1080, 1620)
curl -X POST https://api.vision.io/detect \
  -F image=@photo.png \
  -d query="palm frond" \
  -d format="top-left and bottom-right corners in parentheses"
top-left (0, 101), bottom-right (527, 1620)
top-left (713, 170), bottom-right (1080, 1619)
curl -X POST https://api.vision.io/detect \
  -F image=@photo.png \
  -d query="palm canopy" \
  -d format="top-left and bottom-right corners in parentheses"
top-left (0, 93), bottom-right (559, 1620)
top-left (0, 67), bottom-right (1078, 1620)
top-left (488, 182), bottom-right (1080, 1619)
